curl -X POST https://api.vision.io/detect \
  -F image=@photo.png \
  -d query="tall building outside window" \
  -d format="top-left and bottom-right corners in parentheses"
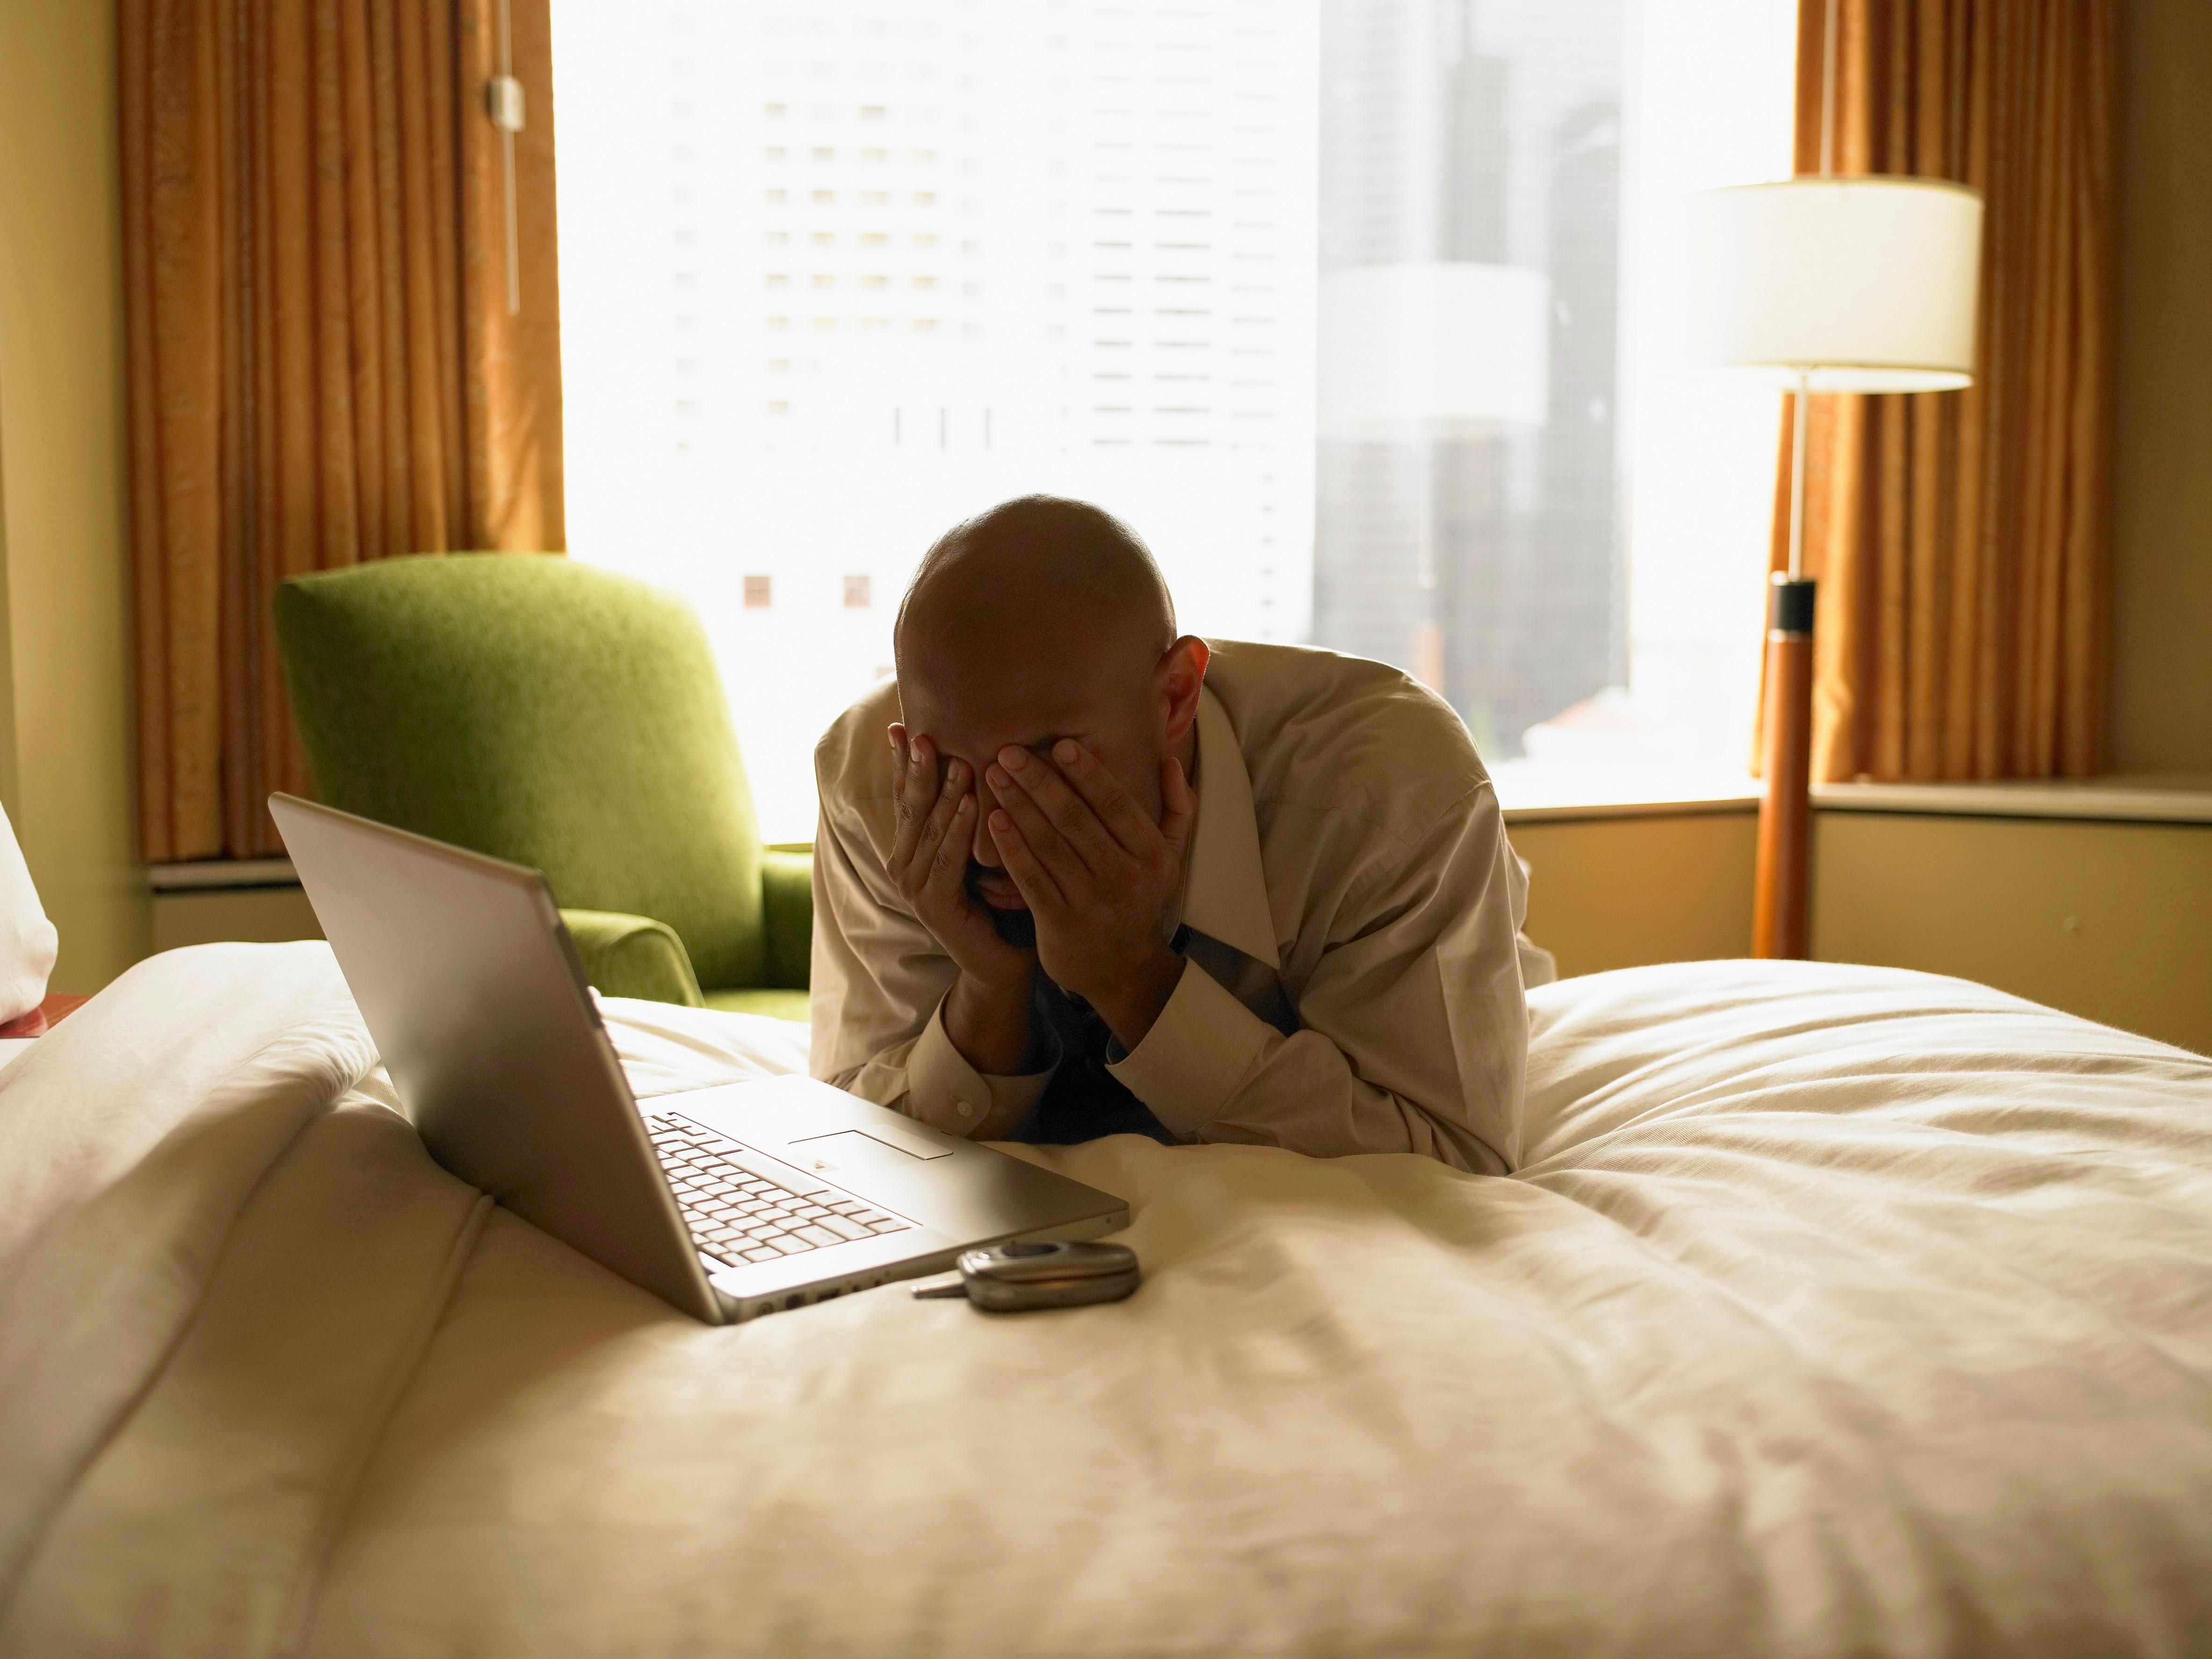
top-left (555, 0), bottom-right (1794, 838)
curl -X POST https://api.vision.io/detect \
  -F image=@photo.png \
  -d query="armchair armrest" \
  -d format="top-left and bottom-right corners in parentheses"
top-left (760, 848), bottom-right (813, 990)
top-left (560, 909), bottom-right (704, 1007)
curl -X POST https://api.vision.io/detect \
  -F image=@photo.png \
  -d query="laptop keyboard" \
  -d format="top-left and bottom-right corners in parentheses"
top-left (646, 1112), bottom-right (912, 1270)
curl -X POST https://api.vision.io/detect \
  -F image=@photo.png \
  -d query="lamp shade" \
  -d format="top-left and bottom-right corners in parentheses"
top-left (1683, 177), bottom-right (1982, 391)
top-left (1318, 261), bottom-right (1550, 438)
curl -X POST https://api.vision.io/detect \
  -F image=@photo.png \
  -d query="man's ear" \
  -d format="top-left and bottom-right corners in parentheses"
top-left (1156, 635), bottom-right (1210, 742)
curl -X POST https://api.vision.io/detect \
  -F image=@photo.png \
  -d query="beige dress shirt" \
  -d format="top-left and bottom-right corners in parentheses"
top-left (808, 640), bottom-right (1555, 1174)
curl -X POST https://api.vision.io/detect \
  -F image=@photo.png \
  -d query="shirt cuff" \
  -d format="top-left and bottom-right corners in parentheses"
top-left (906, 997), bottom-right (1055, 1140)
top-left (1106, 960), bottom-right (1275, 1138)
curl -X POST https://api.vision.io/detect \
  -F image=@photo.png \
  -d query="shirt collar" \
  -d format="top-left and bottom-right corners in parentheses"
top-left (1178, 685), bottom-right (1278, 970)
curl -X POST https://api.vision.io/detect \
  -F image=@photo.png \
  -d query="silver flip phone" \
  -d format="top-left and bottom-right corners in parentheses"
top-left (911, 1240), bottom-right (1140, 1311)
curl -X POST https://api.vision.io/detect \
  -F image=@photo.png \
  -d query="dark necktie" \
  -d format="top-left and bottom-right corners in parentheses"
top-left (1013, 930), bottom-right (1193, 1146)
top-left (1013, 930), bottom-right (1300, 1147)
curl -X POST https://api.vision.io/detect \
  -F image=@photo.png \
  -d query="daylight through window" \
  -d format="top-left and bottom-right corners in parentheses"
top-left (554, 0), bottom-right (1796, 839)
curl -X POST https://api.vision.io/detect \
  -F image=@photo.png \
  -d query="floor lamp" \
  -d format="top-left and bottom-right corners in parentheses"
top-left (1682, 150), bottom-right (1982, 956)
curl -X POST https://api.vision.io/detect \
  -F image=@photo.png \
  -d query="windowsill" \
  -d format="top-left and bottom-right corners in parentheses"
top-left (1493, 769), bottom-right (1760, 825)
top-left (1494, 766), bottom-right (2212, 827)
top-left (1812, 774), bottom-right (2212, 826)
top-left (1498, 770), bottom-right (2212, 827)
top-left (147, 857), bottom-right (302, 892)
top-left (142, 774), bottom-right (2212, 892)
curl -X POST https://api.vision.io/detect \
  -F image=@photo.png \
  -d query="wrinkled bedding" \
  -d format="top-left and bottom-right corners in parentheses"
top-left (1, 942), bottom-right (2209, 1657)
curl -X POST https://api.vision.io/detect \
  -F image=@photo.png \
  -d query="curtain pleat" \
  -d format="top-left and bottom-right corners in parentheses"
top-left (1775, 0), bottom-right (2118, 783)
top-left (460, 0), bottom-right (563, 552)
top-left (121, 0), bottom-right (564, 862)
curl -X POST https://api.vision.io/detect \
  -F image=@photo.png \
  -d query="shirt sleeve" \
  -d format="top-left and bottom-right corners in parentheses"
top-left (905, 1000), bottom-right (1054, 1140)
top-left (1106, 782), bottom-right (1528, 1174)
top-left (807, 750), bottom-right (1055, 1142)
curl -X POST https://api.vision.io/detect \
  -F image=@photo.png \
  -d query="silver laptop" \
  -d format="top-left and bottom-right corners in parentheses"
top-left (269, 794), bottom-right (1129, 1323)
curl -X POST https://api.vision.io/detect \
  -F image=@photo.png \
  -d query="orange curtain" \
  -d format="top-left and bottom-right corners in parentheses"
top-left (121, 0), bottom-right (565, 862)
top-left (1777, 0), bottom-right (2119, 782)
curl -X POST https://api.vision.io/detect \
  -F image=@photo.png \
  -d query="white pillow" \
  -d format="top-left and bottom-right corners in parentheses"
top-left (0, 801), bottom-right (56, 1024)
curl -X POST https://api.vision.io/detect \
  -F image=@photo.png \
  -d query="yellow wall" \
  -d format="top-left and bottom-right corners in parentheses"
top-left (152, 887), bottom-right (323, 957)
top-left (2109, 0), bottom-right (2212, 770)
top-left (1814, 814), bottom-right (2212, 1056)
top-left (1513, 813), bottom-right (1755, 979)
top-left (1513, 807), bottom-right (2210, 1057)
top-left (0, 0), bottom-right (147, 990)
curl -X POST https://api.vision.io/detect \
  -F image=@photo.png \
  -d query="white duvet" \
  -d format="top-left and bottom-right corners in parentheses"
top-left (1, 942), bottom-right (2209, 1657)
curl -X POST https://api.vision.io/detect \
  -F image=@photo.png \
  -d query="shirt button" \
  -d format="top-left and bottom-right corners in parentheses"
top-left (955, 1099), bottom-right (976, 1119)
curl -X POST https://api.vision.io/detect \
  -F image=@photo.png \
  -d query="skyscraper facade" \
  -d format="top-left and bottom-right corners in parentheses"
top-left (561, 0), bottom-right (1780, 828)
top-left (557, 0), bottom-right (1316, 834)
top-left (1312, 0), bottom-right (1629, 758)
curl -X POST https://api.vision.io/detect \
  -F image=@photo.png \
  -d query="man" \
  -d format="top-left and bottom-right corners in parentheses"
top-left (810, 496), bottom-right (1553, 1175)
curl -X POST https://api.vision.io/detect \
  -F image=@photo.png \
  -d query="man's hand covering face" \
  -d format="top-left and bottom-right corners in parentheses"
top-left (885, 731), bottom-right (1037, 994)
top-left (985, 738), bottom-right (1196, 1043)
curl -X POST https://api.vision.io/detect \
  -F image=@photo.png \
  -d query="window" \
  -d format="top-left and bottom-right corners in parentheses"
top-left (556, 0), bottom-right (1795, 839)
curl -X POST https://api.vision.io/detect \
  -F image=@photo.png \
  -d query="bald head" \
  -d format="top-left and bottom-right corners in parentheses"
top-left (894, 496), bottom-right (1175, 683)
top-left (888, 497), bottom-right (1207, 923)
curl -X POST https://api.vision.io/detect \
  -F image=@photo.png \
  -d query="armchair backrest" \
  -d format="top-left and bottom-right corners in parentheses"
top-left (274, 553), bottom-right (769, 991)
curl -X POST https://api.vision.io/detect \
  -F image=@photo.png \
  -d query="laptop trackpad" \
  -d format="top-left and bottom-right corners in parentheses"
top-left (787, 1125), bottom-right (955, 1165)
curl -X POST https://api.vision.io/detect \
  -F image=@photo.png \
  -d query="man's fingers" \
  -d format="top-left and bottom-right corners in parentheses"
top-left (894, 744), bottom-right (963, 884)
top-left (919, 792), bottom-right (976, 908)
top-left (922, 755), bottom-right (972, 849)
top-left (997, 747), bottom-right (1120, 875)
top-left (888, 725), bottom-right (912, 811)
top-left (988, 757), bottom-right (1096, 889)
top-left (915, 757), bottom-right (972, 876)
top-left (1048, 740), bottom-right (1160, 856)
top-left (888, 732), bottom-right (940, 869)
top-left (988, 810), bottom-right (1065, 911)
top-left (887, 727), bottom-right (908, 829)
top-left (1157, 755), bottom-right (1197, 859)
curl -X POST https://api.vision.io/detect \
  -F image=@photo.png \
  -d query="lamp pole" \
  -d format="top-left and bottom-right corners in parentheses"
top-left (1754, 363), bottom-right (1817, 957)
top-left (1687, 7), bottom-right (1978, 960)
top-left (1752, 0), bottom-right (1839, 960)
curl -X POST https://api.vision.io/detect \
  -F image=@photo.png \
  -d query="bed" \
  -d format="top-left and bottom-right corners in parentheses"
top-left (2, 941), bottom-right (2208, 1656)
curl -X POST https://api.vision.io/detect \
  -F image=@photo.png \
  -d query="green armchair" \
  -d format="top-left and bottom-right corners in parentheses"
top-left (273, 553), bottom-right (811, 1020)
